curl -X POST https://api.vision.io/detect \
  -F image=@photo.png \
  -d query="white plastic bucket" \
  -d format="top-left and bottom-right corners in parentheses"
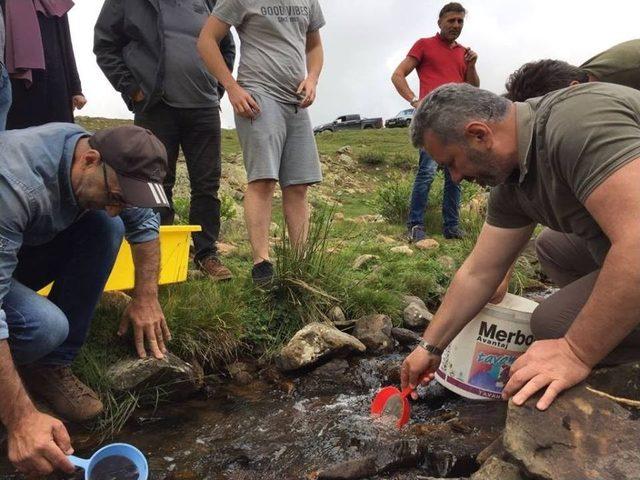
top-left (435, 293), bottom-right (538, 400)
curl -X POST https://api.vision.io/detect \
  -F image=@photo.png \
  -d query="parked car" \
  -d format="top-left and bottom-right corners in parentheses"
top-left (385, 108), bottom-right (415, 128)
top-left (313, 114), bottom-right (383, 134)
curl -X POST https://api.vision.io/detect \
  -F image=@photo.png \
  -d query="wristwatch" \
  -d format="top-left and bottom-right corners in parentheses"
top-left (418, 339), bottom-right (443, 356)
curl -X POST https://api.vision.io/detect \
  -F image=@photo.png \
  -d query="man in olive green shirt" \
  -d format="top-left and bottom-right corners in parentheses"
top-left (504, 39), bottom-right (640, 101)
top-left (400, 82), bottom-right (640, 411)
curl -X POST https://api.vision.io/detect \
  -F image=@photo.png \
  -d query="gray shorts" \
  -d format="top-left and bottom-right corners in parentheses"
top-left (235, 92), bottom-right (322, 188)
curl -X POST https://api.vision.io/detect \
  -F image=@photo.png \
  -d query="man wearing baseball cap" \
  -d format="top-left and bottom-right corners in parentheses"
top-left (0, 122), bottom-right (171, 477)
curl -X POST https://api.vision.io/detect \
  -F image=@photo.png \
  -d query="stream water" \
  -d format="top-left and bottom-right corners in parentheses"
top-left (38, 354), bottom-right (501, 480)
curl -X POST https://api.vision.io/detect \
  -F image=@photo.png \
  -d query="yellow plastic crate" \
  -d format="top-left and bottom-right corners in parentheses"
top-left (39, 225), bottom-right (201, 295)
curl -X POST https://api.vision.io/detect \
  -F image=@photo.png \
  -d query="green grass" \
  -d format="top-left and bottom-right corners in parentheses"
top-left (70, 119), bottom-right (542, 435)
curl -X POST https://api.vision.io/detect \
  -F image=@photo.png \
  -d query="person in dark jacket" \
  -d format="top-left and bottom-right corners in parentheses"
top-left (94, 0), bottom-right (236, 281)
top-left (4, 0), bottom-right (86, 129)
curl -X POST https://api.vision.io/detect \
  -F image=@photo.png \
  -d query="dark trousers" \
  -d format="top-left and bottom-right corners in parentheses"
top-left (7, 212), bottom-right (124, 365)
top-left (531, 228), bottom-right (640, 365)
top-left (135, 102), bottom-right (222, 262)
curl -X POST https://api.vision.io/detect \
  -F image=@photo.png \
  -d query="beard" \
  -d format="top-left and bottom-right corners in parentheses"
top-left (464, 147), bottom-right (508, 187)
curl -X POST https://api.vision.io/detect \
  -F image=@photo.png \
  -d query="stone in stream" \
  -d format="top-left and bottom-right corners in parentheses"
top-left (390, 327), bottom-right (421, 347)
top-left (276, 322), bottom-right (366, 372)
top-left (402, 303), bottom-right (433, 330)
top-left (503, 384), bottom-right (640, 480)
top-left (352, 314), bottom-right (395, 353)
top-left (105, 353), bottom-right (203, 401)
top-left (469, 456), bottom-right (524, 480)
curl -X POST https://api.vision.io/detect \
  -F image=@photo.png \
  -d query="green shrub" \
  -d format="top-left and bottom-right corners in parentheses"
top-left (172, 193), bottom-right (238, 224)
top-left (375, 176), bottom-right (413, 224)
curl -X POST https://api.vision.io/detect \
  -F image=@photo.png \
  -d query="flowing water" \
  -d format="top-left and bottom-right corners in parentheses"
top-left (0, 355), bottom-right (506, 480)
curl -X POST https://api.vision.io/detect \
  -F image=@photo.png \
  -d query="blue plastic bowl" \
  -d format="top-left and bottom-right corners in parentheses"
top-left (68, 443), bottom-right (148, 480)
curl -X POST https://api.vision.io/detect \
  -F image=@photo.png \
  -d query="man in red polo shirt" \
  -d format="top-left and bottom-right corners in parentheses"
top-left (392, 2), bottom-right (479, 241)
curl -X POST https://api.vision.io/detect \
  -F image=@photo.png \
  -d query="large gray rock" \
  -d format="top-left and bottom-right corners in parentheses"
top-left (352, 314), bottom-right (394, 353)
top-left (391, 327), bottom-right (421, 347)
top-left (403, 302), bottom-right (433, 330)
top-left (503, 385), bottom-right (640, 480)
top-left (105, 353), bottom-right (203, 401)
top-left (276, 322), bottom-right (366, 372)
top-left (470, 456), bottom-right (524, 480)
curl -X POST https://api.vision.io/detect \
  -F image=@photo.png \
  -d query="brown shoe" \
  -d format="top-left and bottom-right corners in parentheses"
top-left (197, 256), bottom-right (233, 281)
top-left (21, 365), bottom-right (104, 423)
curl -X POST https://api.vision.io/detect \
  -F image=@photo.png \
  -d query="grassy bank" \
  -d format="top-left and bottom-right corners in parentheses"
top-left (74, 118), bottom-right (543, 434)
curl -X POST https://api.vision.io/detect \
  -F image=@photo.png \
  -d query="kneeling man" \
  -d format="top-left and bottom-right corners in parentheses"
top-left (1, 123), bottom-right (171, 476)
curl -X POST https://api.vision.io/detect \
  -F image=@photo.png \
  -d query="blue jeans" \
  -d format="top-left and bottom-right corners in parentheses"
top-left (6, 211), bottom-right (124, 366)
top-left (0, 64), bottom-right (12, 131)
top-left (407, 149), bottom-right (461, 232)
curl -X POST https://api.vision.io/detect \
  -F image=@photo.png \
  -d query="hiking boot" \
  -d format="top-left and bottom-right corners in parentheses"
top-left (252, 260), bottom-right (274, 287)
top-left (197, 256), bottom-right (233, 281)
top-left (20, 365), bottom-right (103, 423)
top-left (443, 226), bottom-right (466, 239)
top-left (407, 225), bottom-right (426, 242)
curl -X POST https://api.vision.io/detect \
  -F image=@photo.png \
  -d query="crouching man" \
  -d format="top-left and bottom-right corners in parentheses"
top-left (0, 123), bottom-right (171, 477)
top-left (401, 82), bottom-right (640, 411)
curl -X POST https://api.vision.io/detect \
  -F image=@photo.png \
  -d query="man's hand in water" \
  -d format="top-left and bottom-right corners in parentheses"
top-left (8, 411), bottom-right (75, 477)
top-left (401, 347), bottom-right (438, 400)
top-left (502, 337), bottom-right (591, 410)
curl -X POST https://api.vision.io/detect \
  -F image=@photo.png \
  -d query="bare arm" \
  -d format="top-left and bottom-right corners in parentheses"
top-left (298, 30), bottom-right (323, 108)
top-left (464, 48), bottom-right (480, 87)
top-left (198, 16), bottom-right (260, 118)
top-left (0, 342), bottom-right (75, 476)
top-left (391, 56), bottom-right (420, 106)
top-left (118, 239), bottom-right (170, 359)
top-left (504, 157), bottom-right (640, 409)
top-left (401, 222), bottom-right (535, 392)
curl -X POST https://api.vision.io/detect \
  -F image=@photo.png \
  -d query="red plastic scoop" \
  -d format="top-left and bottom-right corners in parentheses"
top-left (370, 386), bottom-right (414, 428)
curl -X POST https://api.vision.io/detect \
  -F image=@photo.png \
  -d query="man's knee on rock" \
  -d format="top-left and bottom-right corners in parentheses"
top-left (530, 301), bottom-right (567, 341)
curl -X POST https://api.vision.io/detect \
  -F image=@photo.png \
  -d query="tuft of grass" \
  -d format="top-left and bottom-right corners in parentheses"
top-left (374, 176), bottom-right (413, 224)
top-left (173, 192), bottom-right (238, 225)
top-left (358, 150), bottom-right (386, 166)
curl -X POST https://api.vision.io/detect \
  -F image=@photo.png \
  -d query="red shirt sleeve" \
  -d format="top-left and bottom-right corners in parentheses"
top-left (407, 39), bottom-right (425, 64)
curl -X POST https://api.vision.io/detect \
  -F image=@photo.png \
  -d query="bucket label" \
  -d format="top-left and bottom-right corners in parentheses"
top-left (477, 321), bottom-right (534, 349)
top-left (467, 343), bottom-right (519, 395)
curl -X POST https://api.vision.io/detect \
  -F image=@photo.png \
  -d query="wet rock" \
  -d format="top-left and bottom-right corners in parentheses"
top-left (105, 353), bottom-right (203, 401)
top-left (403, 303), bottom-right (433, 330)
top-left (587, 361), bottom-right (640, 400)
top-left (100, 290), bottom-right (132, 310)
top-left (328, 306), bottom-right (347, 324)
top-left (503, 385), bottom-right (640, 480)
top-left (352, 314), bottom-right (394, 353)
top-left (390, 245), bottom-right (414, 256)
top-left (470, 456), bottom-right (524, 480)
top-left (227, 361), bottom-right (256, 385)
top-left (415, 239), bottom-right (440, 251)
top-left (353, 254), bottom-right (379, 270)
top-left (276, 322), bottom-right (366, 372)
top-left (402, 295), bottom-right (427, 310)
top-left (390, 327), bottom-right (421, 347)
top-left (337, 145), bottom-right (353, 155)
top-left (476, 434), bottom-right (505, 465)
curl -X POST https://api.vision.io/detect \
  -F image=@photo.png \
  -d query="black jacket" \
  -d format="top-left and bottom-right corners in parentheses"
top-left (94, 0), bottom-right (235, 113)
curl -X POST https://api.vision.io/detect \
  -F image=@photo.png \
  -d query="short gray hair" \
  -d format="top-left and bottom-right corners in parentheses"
top-left (410, 83), bottom-right (511, 148)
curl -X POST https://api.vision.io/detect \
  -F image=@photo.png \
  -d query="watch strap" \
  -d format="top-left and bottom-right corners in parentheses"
top-left (418, 339), bottom-right (443, 356)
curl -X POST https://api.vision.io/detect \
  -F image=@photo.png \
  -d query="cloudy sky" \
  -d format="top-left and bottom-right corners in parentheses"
top-left (69, 0), bottom-right (639, 129)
